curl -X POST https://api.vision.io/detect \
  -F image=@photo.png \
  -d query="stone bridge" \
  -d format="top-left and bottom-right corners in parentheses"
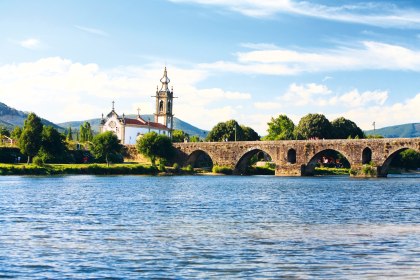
top-left (173, 138), bottom-right (420, 177)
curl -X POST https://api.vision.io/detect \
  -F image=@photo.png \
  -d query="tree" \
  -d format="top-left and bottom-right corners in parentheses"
top-left (241, 125), bottom-right (260, 141)
top-left (294, 113), bottom-right (332, 140)
top-left (331, 117), bottom-right (364, 139)
top-left (80, 122), bottom-right (93, 142)
top-left (264, 114), bottom-right (295, 140)
top-left (0, 126), bottom-right (10, 137)
top-left (66, 126), bottom-right (73, 141)
top-left (189, 135), bottom-right (200, 142)
top-left (38, 126), bottom-right (68, 163)
top-left (90, 131), bottom-right (123, 166)
top-left (18, 113), bottom-right (43, 164)
top-left (136, 131), bottom-right (174, 166)
top-left (10, 126), bottom-right (22, 141)
top-left (206, 120), bottom-right (247, 142)
top-left (172, 129), bottom-right (189, 143)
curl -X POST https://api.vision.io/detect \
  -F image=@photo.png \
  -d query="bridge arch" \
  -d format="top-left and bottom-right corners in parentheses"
top-left (378, 145), bottom-right (420, 177)
top-left (362, 147), bottom-right (372, 164)
top-left (303, 148), bottom-right (352, 176)
top-left (186, 149), bottom-right (214, 170)
top-left (287, 148), bottom-right (297, 164)
top-left (234, 147), bottom-right (275, 175)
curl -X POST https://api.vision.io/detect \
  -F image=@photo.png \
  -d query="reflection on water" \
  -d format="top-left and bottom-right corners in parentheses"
top-left (0, 175), bottom-right (419, 279)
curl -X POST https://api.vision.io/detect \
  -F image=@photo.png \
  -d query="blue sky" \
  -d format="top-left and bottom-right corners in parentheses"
top-left (1, 0), bottom-right (420, 134)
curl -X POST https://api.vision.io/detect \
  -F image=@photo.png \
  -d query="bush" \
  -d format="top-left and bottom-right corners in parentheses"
top-left (33, 156), bottom-right (44, 166)
top-left (0, 147), bottom-right (26, 163)
top-left (212, 165), bottom-right (233, 175)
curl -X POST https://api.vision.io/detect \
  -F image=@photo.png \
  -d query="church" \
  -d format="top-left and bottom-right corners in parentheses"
top-left (100, 67), bottom-right (175, 145)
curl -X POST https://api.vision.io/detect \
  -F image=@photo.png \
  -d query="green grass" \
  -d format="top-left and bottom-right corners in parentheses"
top-left (314, 167), bottom-right (351, 176)
top-left (0, 163), bottom-right (158, 176)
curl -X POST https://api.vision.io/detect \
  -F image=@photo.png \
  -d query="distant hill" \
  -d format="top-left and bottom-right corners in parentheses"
top-left (59, 114), bottom-right (209, 138)
top-left (0, 102), bottom-right (64, 131)
top-left (365, 123), bottom-right (420, 138)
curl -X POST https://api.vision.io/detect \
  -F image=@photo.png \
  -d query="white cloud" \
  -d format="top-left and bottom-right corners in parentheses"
top-left (19, 38), bottom-right (42, 49)
top-left (74, 25), bottom-right (108, 36)
top-left (332, 93), bottom-right (420, 130)
top-left (0, 57), bottom-right (249, 130)
top-left (169, 0), bottom-right (420, 28)
top-left (336, 89), bottom-right (388, 108)
top-left (201, 41), bottom-right (420, 75)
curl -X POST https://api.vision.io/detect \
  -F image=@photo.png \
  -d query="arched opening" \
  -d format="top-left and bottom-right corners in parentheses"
top-left (362, 147), bottom-right (372, 164)
top-left (159, 100), bottom-right (164, 112)
top-left (287, 148), bottom-right (296, 164)
top-left (304, 149), bottom-right (351, 176)
top-left (235, 149), bottom-right (274, 175)
top-left (186, 150), bottom-right (213, 171)
top-left (380, 148), bottom-right (420, 177)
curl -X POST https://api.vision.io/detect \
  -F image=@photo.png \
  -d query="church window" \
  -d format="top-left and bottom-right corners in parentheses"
top-left (159, 100), bottom-right (164, 112)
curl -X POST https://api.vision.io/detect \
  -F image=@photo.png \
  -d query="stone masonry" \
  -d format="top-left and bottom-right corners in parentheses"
top-left (173, 138), bottom-right (420, 177)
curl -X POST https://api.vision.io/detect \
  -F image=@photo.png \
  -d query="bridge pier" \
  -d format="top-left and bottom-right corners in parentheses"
top-left (274, 164), bottom-right (303, 176)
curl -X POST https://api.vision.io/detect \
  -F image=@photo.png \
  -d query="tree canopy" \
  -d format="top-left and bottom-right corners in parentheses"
top-left (264, 114), bottom-right (295, 140)
top-left (136, 131), bottom-right (174, 166)
top-left (331, 117), bottom-right (365, 139)
top-left (172, 129), bottom-right (189, 143)
top-left (38, 126), bottom-right (68, 163)
top-left (18, 113), bottom-right (43, 164)
top-left (80, 122), bottom-right (93, 142)
top-left (294, 113), bottom-right (333, 140)
top-left (0, 126), bottom-right (10, 137)
top-left (206, 120), bottom-right (260, 142)
top-left (90, 131), bottom-right (123, 166)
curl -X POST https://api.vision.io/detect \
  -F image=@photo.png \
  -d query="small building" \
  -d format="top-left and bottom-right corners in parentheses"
top-left (100, 67), bottom-right (175, 145)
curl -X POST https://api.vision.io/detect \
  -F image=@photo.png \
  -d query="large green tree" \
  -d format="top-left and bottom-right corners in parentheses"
top-left (206, 120), bottom-right (259, 142)
top-left (241, 125), bottom-right (260, 141)
top-left (294, 113), bottom-right (332, 140)
top-left (38, 126), bottom-right (68, 163)
top-left (331, 117), bottom-right (365, 139)
top-left (90, 131), bottom-right (123, 166)
top-left (264, 114), bottom-right (295, 140)
top-left (136, 131), bottom-right (174, 166)
top-left (19, 113), bottom-right (43, 164)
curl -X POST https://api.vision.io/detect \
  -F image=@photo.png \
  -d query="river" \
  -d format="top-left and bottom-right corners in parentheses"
top-left (0, 175), bottom-right (419, 279)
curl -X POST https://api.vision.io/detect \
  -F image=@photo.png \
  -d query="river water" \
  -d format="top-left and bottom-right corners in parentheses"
top-left (0, 175), bottom-right (419, 279)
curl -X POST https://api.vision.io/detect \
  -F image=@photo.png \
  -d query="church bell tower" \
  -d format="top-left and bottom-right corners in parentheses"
top-left (154, 67), bottom-right (175, 137)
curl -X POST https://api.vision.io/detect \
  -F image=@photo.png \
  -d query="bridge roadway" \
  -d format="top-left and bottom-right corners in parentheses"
top-left (173, 138), bottom-right (420, 177)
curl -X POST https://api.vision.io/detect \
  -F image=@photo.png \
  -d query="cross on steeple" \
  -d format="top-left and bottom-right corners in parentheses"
top-left (112, 100), bottom-right (115, 111)
top-left (137, 107), bottom-right (141, 116)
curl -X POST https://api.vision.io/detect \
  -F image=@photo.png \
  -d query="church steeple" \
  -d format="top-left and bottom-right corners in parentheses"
top-left (160, 67), bottom-right (170, 92)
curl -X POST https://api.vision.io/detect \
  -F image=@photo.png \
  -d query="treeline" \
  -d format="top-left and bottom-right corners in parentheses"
top-left (0, 113), bottom-right (123, 165)
top-left (200, 114), bottom-right (367, 142)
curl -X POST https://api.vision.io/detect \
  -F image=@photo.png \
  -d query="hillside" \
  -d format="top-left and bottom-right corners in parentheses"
top-left (59, 114), bottom-right (209, 138)
top-left (365, 123), bottom-right (420, 138)
top-left (0, 102), bottom-right (63, 131)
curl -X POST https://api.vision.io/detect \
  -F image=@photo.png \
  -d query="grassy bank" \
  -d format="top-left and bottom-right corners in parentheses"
top-left (314, 167), bottom-right (351, 176)
top-left (0, 163), bottom-right (159, 176)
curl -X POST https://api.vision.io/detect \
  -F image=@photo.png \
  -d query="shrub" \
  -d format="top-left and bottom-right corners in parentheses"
top-left (212, 165), bottom-right (233, 175)
top-left (33, 156), bottom-right (44, 166)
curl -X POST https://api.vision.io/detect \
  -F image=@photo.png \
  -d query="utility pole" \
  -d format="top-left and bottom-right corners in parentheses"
top-left (234, 124), bottom-right (237, 142)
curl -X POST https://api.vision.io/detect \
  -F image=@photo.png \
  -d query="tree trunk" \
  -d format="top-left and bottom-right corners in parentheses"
top-left (27, 156), bottom-right (30, 165)
top-left (106, 154), bottom-right (109, 167)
